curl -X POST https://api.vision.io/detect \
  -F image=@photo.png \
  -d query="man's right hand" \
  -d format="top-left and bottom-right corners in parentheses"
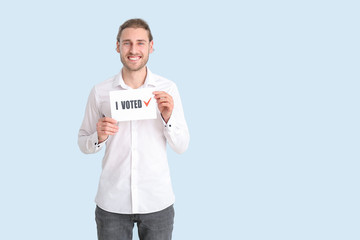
top-left (96, 117), bottom-right (119, 143)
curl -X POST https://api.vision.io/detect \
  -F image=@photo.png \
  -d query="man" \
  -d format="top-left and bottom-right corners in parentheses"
top-left (78, 18), bottom-right (190, 240)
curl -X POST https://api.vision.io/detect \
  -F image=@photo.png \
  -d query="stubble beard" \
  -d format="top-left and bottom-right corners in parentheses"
top-left (120, 54), bottom-right (149, 72)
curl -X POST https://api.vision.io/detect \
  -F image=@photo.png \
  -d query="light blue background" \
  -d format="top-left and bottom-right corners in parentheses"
top-left (0, 0), bottom-right (359, 239)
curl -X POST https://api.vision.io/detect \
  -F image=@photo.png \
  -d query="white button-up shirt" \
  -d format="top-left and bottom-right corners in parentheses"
top-left (78, 68), bottom-right (190, 214)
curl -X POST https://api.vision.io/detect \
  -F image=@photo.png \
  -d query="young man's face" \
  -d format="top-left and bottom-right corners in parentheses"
top-left (117, 27), bottom-right (153, 72)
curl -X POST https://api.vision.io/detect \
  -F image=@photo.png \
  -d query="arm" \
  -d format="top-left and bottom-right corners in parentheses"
top-left (78, 87), bottom-right (118, 154)
top-left (153, 84), bottom-right (190, 154)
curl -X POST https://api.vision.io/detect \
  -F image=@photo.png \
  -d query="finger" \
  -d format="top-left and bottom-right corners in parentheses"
top-left (102, 117), bottom-right (118, 124)
top-left (157, 97), bottom-right (173, 105)
top-left (157, 102), bottom-right (173, 110)
top-left (153, 91), bottom-right (166, 95)
top-left (154, 94), bottom-right (173, 102)
top-left (100, 121), bottom-right (119, 127)
top-left (99, 130), bottom-right (117, 136)
top-left (98, 127), bottom-right (118, 135)
top-left (153, 91), bottom-right (169, 99)
top-left (101, 128), bottom-right (118, 135)
top-left (97, 120), bottom-right (117, 127)
top-left (156, 97), bottom-right (169, 103)
top-left (97, 122), bottom-right (119, 132)
top-left (101, 124), bottom-right (119, 131)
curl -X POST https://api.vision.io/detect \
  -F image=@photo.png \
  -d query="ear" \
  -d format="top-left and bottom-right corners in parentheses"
top-left (116, 41), bottom-right (120, 53)
top-left (149, 40), bottom-right (154, 54)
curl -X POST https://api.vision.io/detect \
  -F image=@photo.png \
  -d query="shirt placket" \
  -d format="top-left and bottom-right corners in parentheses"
top-left (130, 120), bottom-right (139, 213)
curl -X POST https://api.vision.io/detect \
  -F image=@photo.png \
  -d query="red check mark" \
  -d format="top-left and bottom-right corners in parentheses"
top-left (144, 98), bottom-right (152, 107)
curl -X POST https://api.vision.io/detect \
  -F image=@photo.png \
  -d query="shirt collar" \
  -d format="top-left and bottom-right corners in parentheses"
top-left (113, 67), bottom-right (157, 89)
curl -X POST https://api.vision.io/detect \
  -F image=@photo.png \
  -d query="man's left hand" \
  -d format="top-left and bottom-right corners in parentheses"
top-left (153, 91), bottom-right (174, 123)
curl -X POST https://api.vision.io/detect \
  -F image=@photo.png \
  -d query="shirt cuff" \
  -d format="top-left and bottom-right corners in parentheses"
top-left (161, 115), bottom-right (173, 128)
top-left (91, 132), bottom-right (107, 150)
top-left (163, 118), bottom-right (178, 138)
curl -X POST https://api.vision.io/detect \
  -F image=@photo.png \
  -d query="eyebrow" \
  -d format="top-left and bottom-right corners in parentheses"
top-left (122, 39), bottom-right (147, 43)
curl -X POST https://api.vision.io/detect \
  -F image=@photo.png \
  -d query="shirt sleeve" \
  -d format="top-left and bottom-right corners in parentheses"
top-left (78, 86), bottom-right (106, 154)
top-left (162, 83), bottom-right (190, 154)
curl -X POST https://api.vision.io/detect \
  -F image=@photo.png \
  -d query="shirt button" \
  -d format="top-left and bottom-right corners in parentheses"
top-left (169, 124), bottom-right (172, 127)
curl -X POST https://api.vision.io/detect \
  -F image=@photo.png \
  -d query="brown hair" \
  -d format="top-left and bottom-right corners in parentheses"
top-left (116, 18), bottom-right (153, 42)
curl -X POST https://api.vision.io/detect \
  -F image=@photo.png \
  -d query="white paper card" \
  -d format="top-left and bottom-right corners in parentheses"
top-left (109, 89), bottom-right (157, 121)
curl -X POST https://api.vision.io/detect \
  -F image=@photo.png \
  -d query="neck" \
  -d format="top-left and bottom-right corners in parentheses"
top-left (122, 67), bottom-right (147, 89)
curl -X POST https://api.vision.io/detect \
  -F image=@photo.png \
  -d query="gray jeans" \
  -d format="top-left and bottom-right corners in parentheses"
top-left (95, 205), bottom-right (174, 240)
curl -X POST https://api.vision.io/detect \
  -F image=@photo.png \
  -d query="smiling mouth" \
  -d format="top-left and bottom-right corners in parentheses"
top-left (128, 56), bottom-right (141, 61)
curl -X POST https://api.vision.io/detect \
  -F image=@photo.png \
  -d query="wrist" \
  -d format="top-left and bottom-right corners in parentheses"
top-left (161, 114), bottom-right (170, 123)
top-left (98, 135), bottom-right (108, 144)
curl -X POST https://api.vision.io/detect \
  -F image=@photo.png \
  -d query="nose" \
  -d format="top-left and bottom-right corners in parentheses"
top-left (130, 44), bottom-right (138, 54)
